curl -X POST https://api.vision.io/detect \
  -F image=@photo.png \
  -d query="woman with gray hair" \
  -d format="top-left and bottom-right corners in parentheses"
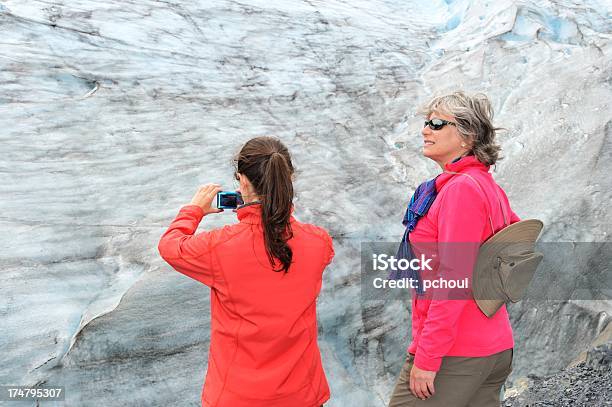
top-left (388, 91), bottom-right (520, 406)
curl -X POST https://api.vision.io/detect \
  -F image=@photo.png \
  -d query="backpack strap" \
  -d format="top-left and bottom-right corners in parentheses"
top-left (443, 171), bottom-right (509, 235)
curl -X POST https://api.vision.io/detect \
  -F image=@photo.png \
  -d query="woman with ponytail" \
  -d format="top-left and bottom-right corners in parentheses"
top-left (158, 136), bottom-right (334, 407)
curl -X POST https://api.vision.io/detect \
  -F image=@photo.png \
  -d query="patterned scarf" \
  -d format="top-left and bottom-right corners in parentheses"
top-left (389, 177), bottom-right (439, 295)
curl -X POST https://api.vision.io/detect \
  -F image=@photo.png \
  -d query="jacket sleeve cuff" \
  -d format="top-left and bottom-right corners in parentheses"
top-left (413, 352), bottom-right (442, 372)
top-left (179, 204), bottom-right (205, 220)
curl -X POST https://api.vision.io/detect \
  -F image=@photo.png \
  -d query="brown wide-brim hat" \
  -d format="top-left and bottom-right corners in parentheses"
top-left (473, 219), bottom-right (544, 318)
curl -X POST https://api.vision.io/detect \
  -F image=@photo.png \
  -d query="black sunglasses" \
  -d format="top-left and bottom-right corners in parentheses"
top-left (424, 118), bottom-right (456, 130)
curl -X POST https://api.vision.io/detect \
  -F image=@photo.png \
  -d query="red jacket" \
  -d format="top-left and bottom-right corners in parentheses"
top-left (158, 203), bottom-right (334, 407)
top-left (407, 155), bottom-right (518, 371)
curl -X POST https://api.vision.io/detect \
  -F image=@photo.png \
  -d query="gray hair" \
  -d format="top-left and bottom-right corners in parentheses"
top-left (419, 91), bottom-right (502, 165)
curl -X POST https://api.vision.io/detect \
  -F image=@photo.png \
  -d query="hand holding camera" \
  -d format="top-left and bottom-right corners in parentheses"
top-left (189, 184), bottom-right (244, 214)
top-left (189, 184), bottom-right (225, 215)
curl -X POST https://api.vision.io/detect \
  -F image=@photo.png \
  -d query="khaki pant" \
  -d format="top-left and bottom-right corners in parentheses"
top-left (388, 349), bottom-right (513, 407)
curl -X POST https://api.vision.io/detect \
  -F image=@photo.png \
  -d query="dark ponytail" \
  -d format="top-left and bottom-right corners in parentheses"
top-left (236, 137), bottom-right (294, 273)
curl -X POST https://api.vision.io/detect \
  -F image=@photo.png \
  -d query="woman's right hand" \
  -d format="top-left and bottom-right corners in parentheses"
top-left (189, 184), bottom-right (224, 215)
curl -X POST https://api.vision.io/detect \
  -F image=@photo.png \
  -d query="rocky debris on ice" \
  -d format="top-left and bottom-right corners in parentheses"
top-left (504, 343), bottom-right (612, 407)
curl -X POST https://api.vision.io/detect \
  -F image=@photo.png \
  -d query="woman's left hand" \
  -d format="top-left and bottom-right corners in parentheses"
top-left (409, 364), bottom-right (436, 400)
top-left (189, 184), bottom-right (224, 215)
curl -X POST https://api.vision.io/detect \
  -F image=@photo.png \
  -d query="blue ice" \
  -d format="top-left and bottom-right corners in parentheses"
top-left (500, 8), bottom-right (580, 45)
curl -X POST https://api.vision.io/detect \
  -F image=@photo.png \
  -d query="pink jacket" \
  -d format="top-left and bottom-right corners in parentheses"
top-left (407, 155), bottom-right (519, 372)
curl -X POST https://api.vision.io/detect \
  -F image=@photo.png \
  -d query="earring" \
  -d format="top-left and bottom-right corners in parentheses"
top-left (461, 143), bottom-right (466, 147)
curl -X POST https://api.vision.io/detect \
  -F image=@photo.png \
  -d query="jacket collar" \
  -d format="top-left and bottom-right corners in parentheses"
top-left (435, 154), bottom-right (490, 192)
top-left (236, 202), bottom-right (296, 224)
